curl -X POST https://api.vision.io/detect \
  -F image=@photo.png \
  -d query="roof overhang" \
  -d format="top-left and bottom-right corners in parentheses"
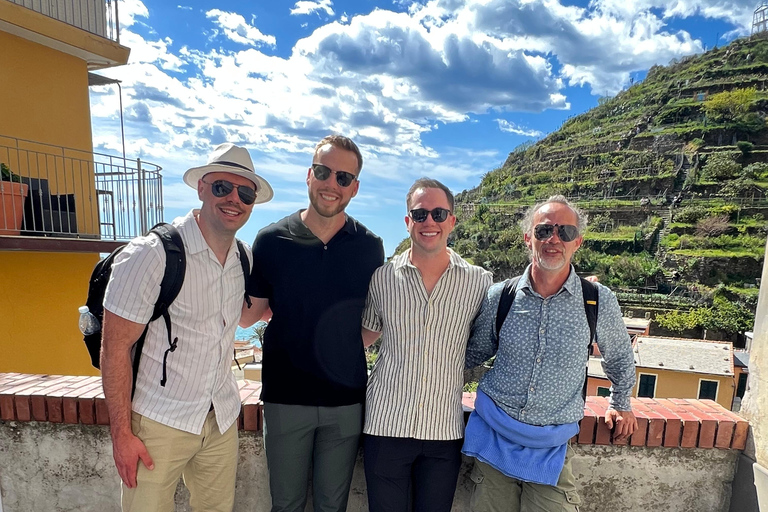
top-left (0, 1), bottom-right (130, 70)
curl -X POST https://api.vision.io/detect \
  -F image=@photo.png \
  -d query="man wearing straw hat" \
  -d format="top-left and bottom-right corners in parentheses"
top-left (102, 143), bottom-right (273, 512)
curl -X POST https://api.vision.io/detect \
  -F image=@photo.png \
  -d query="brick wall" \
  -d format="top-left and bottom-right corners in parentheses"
top-left (1, 373), bottom-right (749, 450)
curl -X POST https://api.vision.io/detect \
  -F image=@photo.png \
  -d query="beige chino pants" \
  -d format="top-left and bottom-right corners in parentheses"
top-left (121, 410), bottom-right (238, 512)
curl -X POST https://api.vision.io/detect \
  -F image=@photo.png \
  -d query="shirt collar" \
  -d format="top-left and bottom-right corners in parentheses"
top-left (519, 264), bottom-right (580, 297)
top-left (393, 247), bottom-right (465, 271)
top-left (286, 210), bottom-right (357, 239)
top-left (176, 209), bottom-right (239, 264)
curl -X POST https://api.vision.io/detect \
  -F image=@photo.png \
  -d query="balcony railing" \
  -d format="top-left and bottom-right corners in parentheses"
top-left (0, 135), bottom-right (163, 241)
top-left (8, 0), bottom-right (120, 42)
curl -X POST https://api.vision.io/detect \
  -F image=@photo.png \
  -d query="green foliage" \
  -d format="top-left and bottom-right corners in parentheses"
top-left (703, 87), bottom-right (757, 122)
top-left (574, 250), bottom-right (660, 287)
top-left (674, 205), bottom-right (710, 224)
top-left (463, 381), bottom-right (479, 392)
top-left (720, 177), bottom-right (755, 197)
top-left (735, 112), bottom-right (766, 134)
top-left (737, 141), bottom-right (754, 156)
top-left (655, 296), bottom-right (754, 336)
top-left (0, 163), bottom-right (21, 183)
top-left (700, 152), bottom-right (741, 181)
top-left (744, 162), bottom-right (768, 180)
top-left (247, 321), bottom-right (268, 346)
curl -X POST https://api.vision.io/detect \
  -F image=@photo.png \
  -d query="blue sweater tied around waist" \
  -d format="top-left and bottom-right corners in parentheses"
top-left (462, 390), bottom-right (580, 486)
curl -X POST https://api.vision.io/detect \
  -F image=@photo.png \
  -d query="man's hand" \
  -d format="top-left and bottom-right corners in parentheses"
top-left (604, 409), bottom-right (637, 443)
top-left (112, 431), bottom-right (154, 488)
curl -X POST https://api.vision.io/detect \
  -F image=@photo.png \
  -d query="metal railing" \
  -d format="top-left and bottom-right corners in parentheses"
top-left (0, 135), bottom-right (162, 241)
top-left (8, 0), bottom-right (120, 42)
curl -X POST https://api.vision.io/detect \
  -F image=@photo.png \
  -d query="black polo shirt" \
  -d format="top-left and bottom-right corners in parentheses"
top-left (248, 210), bottom-right (385, 406)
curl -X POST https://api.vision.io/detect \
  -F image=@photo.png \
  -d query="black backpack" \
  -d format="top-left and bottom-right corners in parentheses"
top-left (495, 275), bottom-right (599, 400)
top-left (84, 223), bottom-right (252, 397)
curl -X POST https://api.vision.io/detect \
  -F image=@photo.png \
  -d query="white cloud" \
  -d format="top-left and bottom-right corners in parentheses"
top-left (496, 120), bottom-right (543, 137)
top-left (205, 9), bottom-right (277, 47)
top-left (290, 0), bottom-right (335, 16)
top-left (118, 0), bottom-right (149, 28)
top-left (94, 0), bottom-right (750, 173)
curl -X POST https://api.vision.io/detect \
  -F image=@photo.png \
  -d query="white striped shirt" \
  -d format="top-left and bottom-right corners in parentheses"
top-left (362, 249), bottom-right (492, 440)
top-left (104, 210), bottom-right (250, 435)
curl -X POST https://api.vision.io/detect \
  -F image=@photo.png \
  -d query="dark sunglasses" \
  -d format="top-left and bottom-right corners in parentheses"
top-left (533, 223), bottom-right (580, 242)
top-left (312, 163), bottom-right (358, 188)
top-left (202, 179), bottom-right (257, 205)
top-left (409, 207), bottom-right (452, 223)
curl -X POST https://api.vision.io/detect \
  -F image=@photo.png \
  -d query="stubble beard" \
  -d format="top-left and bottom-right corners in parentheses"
top-left (309, 190), bottom-right (350, 218)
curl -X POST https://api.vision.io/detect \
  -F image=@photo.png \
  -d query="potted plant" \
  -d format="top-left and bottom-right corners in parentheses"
top-left (1, 163), bottom-right (29, 235)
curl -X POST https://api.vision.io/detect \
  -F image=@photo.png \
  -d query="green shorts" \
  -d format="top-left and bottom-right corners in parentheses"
top-left (469, 443), bottom-right (581, 512)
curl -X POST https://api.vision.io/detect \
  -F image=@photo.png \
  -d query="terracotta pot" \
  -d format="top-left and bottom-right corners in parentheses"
top-left (0, 181), bottom-right (29, 236)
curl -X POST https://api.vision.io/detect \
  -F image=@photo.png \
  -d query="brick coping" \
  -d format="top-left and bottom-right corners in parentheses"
top-left (0, 373), bottom-right (748, 450)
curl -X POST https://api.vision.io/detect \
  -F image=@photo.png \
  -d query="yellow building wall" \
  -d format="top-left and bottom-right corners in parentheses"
top-left (0, 30), bottom-right (100, 235)
top-left (636, 368), bottom-right (735, 409)
top-left (0, 252), bottom-right (100, 376)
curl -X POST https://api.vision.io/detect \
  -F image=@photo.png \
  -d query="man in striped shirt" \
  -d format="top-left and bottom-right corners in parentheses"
top-left (102, 143), bottom-right (273, 512)
top-left (361, 178), bottom-right (492, 512)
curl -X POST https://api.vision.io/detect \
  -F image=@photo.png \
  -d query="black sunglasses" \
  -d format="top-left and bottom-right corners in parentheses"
top-left (202, 179), bottom-right (257, 205)
top-left (533, 223), bottom-right (580, 242)
top-left (409, 207), bottom-right (452, 223)
top-left (312, 164), bottom-right (358, 188)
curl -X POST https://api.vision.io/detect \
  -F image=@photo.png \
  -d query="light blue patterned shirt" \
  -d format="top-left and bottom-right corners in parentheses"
top-left (465, 265), bottom-right (636, 426)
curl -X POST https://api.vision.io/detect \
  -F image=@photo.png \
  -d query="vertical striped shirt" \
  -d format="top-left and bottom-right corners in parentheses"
top-left (362, 249), bottom-right (492, 440)
top-left (104, 210), bottom-right (250, 435)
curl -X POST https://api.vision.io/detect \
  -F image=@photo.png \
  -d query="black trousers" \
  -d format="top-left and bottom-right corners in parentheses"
top-left (363, 434), bottom-right (463, 512)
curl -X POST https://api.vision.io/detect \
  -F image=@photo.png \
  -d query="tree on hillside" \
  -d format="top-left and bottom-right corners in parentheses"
top-left (703, 88), bottom-right (757, 123)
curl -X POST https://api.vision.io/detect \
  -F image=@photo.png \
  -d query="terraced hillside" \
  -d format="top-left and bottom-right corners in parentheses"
top-left (449, 34), bottom-right (768, 342)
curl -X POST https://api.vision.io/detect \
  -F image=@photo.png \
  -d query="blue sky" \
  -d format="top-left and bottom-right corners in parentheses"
top-left (90, 0), bottom-right (757, 255)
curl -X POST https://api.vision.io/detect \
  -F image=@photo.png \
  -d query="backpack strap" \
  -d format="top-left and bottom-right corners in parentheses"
top-left (495, 276), bottom-right (522, 342)
top-left (233, 239), bottom-right (252, 370)
top-left (236, 239), bottom-right (252, 308)
top-left (131, 223), bottom-right (186, 396)
top-left (579, 277), bottom-right (599, 401)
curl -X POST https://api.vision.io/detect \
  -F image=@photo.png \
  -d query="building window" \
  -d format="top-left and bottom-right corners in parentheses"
top-left (737, 373), bottom-right (748, 399)
top-left (637, 374), bottom-right (656, 398)
top-left (597, 387), bottom-right (611, 397)
top-left (699, 380), bottom-right (718, 401)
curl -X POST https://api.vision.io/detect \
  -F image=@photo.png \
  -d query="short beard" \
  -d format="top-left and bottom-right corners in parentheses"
top-left (535, 251), bottom-right (566, 271)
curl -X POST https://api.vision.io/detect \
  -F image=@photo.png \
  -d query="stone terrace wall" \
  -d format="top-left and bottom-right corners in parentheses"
top-left (0, 373), bottom-right (750, 512)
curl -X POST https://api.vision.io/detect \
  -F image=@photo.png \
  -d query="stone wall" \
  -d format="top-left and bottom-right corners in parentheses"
top-left (0, 374), bottom-right (751, 512)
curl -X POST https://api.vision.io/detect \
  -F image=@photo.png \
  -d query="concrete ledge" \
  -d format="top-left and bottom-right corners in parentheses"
top-left (0, 373), bottom-right (749, 450)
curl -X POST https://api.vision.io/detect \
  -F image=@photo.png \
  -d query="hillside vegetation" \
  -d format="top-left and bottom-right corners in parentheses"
top-left (446, 35), bottom-right (768, 341)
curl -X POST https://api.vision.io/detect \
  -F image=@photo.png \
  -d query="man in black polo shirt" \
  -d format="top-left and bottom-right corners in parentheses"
top-left (240, 134), bottom-right (384, 512)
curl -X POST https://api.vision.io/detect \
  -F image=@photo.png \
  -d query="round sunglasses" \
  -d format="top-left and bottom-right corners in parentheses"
top-left (533, 223), bottom-right (580, 242)
top-left (312, 163), bottom-right (358, 188)
top-left (202, 179), bottom-right (257, 205)
top-left (409, 207), bottom-right (452, 223)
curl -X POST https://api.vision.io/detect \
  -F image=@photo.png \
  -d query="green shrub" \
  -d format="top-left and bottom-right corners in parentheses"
top-left (674, 205), bottom-right (709, 223)
top-left (701, 152), bottom-right (741, 181)
top-left (737, 141), bottom-right (754, 156)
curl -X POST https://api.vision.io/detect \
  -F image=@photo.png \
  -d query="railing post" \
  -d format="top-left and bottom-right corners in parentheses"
top-left (137, 158), bottom-right (147, 234)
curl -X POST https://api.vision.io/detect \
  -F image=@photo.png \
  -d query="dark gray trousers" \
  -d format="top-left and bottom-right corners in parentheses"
top-left (263, 402), bottom-right (363, 512)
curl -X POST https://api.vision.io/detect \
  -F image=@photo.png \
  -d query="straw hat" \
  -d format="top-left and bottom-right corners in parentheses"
top-left (183, 143), bottom-right (274, 204)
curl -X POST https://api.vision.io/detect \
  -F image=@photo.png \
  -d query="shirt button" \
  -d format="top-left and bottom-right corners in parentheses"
top-left (539, 328), bottom-right (545, 335)
top-left (521, 410), bottom-right (526, 415)
top-left (536, 358), bottom-right (541, 363)
top-left (422, 377), bottom-right (427, 382)
top-left (530, 387), bottom-right (534, 392)
top-left (324, 246), bottom-right (327, 250)
top-left (419, 403), bottom-right (423, 408)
